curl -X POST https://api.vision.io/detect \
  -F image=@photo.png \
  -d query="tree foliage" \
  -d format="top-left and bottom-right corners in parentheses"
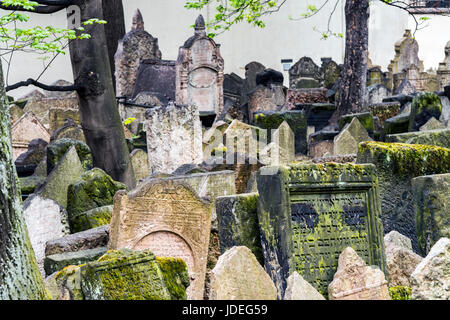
top-left (185, 0), bottom-right (434, 38)
top-left (0, 0), bottom-right (106, 88)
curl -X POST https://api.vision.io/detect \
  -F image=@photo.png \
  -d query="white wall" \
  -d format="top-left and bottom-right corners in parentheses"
top-left (2, 0), bottom-right (450, 100)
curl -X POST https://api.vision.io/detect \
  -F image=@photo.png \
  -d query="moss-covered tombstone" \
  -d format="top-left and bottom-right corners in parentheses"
top-left (256, 163), bottom-right (386, 298)
top-left (386, 128), bottom-right (450, 149)
top-left (253, 110), bottom-right (308, 155)
top-left (80, 249), bottom-right (189, 300)
top-left (66, 168), bottom-right (126, 229)
top-left (46, 138), bottom-right (93, 174)
top-left (412, 173), bottom-right (450, 256)
top-left (409, 92), bottom-right (442, 131)
top-left (357, 142), bottom-right (450, 252)
top-left (216, 193), bottom-right (263, 264)
top-left (70, 205), bottom-right (113, 233)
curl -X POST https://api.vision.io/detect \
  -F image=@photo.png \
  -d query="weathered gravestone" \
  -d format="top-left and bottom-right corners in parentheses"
top-left (366, 84), bottom-right (391, 105)
top-left (410, 237), bottom-right (450, 300)
top-left (48, 108), bottom-right (80, 134)
top-left (115, 9), bottom-right (162, 98)
top-left (36, 146), bottom-right (84, 208)
top-left (130, 148), bottom-right (149, 181)
top-left (253, 110), bottom-right (308, 155)
top-left (386, 128), bottom-right (450, 149)
top-left (334, 117), bottom-right (373, 155)
top-left (11, 112), bottom-right (50, 160)
top-left (22, 96), bottom-right (79, 132)
top-left (384, 231), bottom-right (423, 288)
top-left (209, 246), bottom-right (277, 300)
top-left (50, 118), bottom-right (85, 143)
top-left (176, 15), bottom-right (224, 114)
top-left (437, 41), bottom-right (450, 91)
top-left (283, 271), bottom-right (325, 300)
top-left (145, 102), bottom-right (202, 174)
top-left (216, 193), bottom-right (263, 264)
top-left (357, 142), bottom-right (450, 252)
top-left (15, 138), bottom-right (47, 167)
top-left (23, 195), bottom-right (70, 276)
top-left (108, 179), bottom-right (212, 300)
top-left (66, 168), bottom-right (127, 230)
top-left (46, 138), bottom-right (92, 174)
top-left (412, 173), bottom-right (450, 256)
top-left (132, 59), bottom-right (176, 104)
top-left (289, 57), bottom-right (322, 89)
top-left (409, 92), bottom-right (442, 132)
top-left (328, 247), bottom-right (390, 300)
top-left (80, 249), bottom-right (190, 300)
top-left (45, 224), bottom-right (109, 257)
top-left (257, 163), bottom-right (386, 298)
top-left (419, 117), bottom-right (445, 131)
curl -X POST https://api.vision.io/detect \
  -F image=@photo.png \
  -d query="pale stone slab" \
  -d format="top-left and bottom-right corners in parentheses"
top-left (145, 102), bottom-right (202, 174)
top-left (23, 195), bottom-right (70, 277)
top-left (328, 247), bottom-right (390, 300)
top-left (36, 146), bottom-right (84, 208)
top-left (411, 238), bottom-right (450, 300)
top-left (130, 148), bottom-right (149, 181)
top-left (284, 272), bottom-right (325, 300)
top-left (108, 179), bottom-right (212, 300)
top-left (334, 117), bottom-right (372, 155)
top-left (209, 246), bottom-right (277, 300)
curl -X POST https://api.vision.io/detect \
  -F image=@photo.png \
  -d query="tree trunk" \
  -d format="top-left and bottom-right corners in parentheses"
top-left (0, 63), bottom-right (47, 300)
top-left (69, 0), bottom-right (135, 188)
top-left (331, 0), bottom-right (370, 127)
top-left (101, 0), bottom-right (125, 92)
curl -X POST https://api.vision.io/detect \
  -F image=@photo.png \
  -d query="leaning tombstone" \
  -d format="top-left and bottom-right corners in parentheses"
top-left (409, 92), bottom-right (443, 132)
top-left (108, 179), bottom-right (212, 300)
top-left (334, 117), bottom-right (373, 155)
top-left (36, 146), bottom-right (84, 208)
top-left (66, 168), bottom-right (127, 230)
top-left (410, 238), bottom-right (450, 300)
top-left (284, 272), bottom-right (325, 300)
top-left (23, 195), bottom-right (70, 277)
top-left (80, 249), bottom-right (190, 300)
top-left (412, 173), bottom-right (450, 256)
top-left (257, 163), bottom-right (386, 298)
top-left (216, 193), bottom-right (263, 264)
top-left (209, 246), bottom-right (277, 300)
top-left (357, 142), bottom-right (450, 252)
top-left (328, 247), bottom-right (390, 300)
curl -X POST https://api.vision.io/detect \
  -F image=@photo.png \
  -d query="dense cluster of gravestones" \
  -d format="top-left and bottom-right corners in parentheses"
top-left (8, 9), bottom-right (450, 300)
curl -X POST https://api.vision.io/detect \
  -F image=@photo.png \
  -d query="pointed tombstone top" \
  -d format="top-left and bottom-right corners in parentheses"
top-left (132, 9), bottom-right (144, 31)
top-left (195, 14), bottom-right (206, 33)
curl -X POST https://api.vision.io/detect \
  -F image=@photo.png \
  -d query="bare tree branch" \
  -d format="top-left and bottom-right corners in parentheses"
top-left (6, 78), bottom-right (80, 92)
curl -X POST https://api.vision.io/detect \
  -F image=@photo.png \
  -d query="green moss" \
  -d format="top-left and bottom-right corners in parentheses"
top-left (410, 92), bottom-right (442, 131)
top-left (70, 205), bottom-right (112, 233)
top-left (358, 141), bottom-right (450, 179)
top-left (156, 257), bottom-right (190, 300)
top-left (19, 176), bottom-right (45, 194)
top-left (82, 249), bottom-right (169, 300)
top-left (67, 168), bottom-right (126, 219)
top-left (47, 138), bottom-right (93, 173)
top-left (389, 286), bottom-right (412, 300)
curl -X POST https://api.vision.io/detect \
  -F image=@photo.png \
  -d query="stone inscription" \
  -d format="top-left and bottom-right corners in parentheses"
top-left (290, 192), bottom-right (370, 295)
